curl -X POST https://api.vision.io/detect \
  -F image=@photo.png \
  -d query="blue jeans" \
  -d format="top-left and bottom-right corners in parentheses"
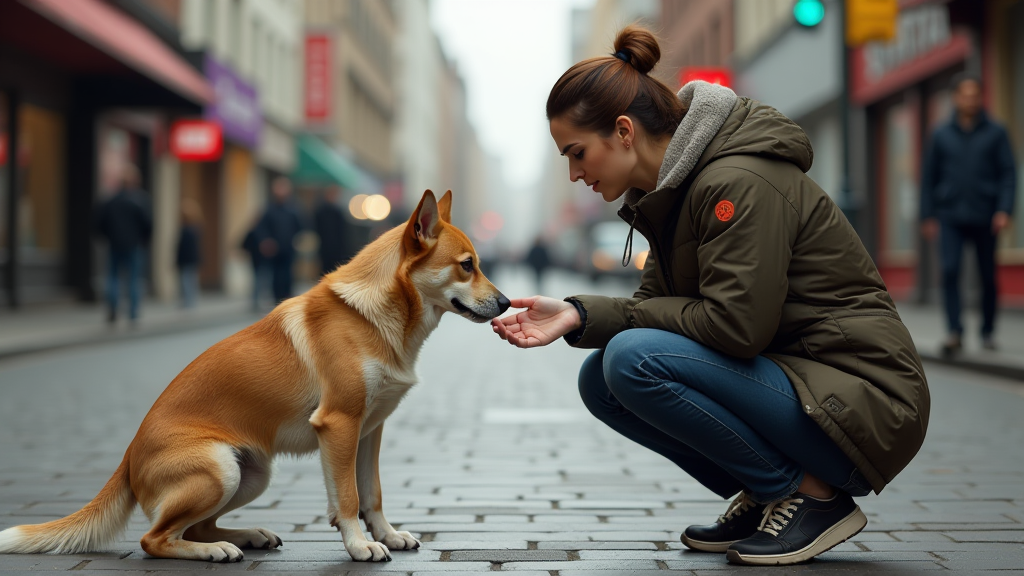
top-left (579, 328), bottom-right (871, 504)
top-left (106, 246), bottom-right (144, 320)
top-left (940, 222), bottom-right (997, 336)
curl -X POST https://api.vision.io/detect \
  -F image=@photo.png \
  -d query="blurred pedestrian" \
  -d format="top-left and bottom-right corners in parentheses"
top-left (258, 177), bottom-right (303, 303)
top-left (241, 215), bottom-right (270, 312)
top-left (920, 73), bottom-right (1017, 355)
top-left (176, 198), bottom-right (202, 309)
top-left (491, 25), bottom-right (929, 566)
top-left (524, 236), bottom-right (552, 294)
top-left (95, 164), bottom-right (152, 324)
top-left (314, 186), bottom-right (346, 276)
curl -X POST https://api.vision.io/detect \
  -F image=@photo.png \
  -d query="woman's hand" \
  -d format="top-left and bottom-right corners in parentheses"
top-left (490, 296), bottom-right (581, 348)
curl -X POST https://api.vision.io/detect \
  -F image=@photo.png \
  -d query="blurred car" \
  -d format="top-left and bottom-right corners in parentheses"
top-left (583, 220), bottom-right (650, 282)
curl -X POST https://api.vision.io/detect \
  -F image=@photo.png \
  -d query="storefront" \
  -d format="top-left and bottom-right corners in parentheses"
top-left (851, 0), bottom-right (985, 302)
top-left (0, 0), bottom-right (210, 307)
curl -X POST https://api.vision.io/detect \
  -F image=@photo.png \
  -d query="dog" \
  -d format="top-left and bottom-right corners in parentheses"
top-left (0, 190), bottom-right (510, 563)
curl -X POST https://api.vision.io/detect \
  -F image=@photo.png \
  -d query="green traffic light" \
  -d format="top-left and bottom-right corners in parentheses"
top-left (793, 0), bottom-right (825, 27)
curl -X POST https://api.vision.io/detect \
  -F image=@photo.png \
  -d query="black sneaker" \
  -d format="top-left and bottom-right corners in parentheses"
top-left (726, 491), bottom-right (866, 565)
top-left (681, 491), bottom-right (762, 553)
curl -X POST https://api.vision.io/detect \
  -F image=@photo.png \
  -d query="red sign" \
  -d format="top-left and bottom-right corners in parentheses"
top-left (680, 67), bottom-right (732, 88)
top-left (169, 120), bottom-right (223, 162)
top-left (0, 133), bottom-right (6, 166)
top-left (305, 33), bottom-right (332, 122)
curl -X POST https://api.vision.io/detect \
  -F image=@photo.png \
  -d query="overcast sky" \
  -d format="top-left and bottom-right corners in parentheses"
top-left (429, 0), bottom-right (595, 193)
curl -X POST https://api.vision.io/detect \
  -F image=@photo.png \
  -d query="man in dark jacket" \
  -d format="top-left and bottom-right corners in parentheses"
top-left (95, 165), bottom-right (152, 323)
top-left (920, 74), bottom-right (1017, 354)
top-left (258, 177), bottom-right (304, 302)
top-left (313, 186), bottom-right (346, 276)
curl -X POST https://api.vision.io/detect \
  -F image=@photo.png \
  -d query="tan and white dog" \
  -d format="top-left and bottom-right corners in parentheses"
top-left (0, 190), bottom-right (509, 563)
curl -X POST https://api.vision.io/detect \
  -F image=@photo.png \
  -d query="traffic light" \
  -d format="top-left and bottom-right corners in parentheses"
top-left (846, 0), bottom-right (898, 46)
top-left (793, 0), bottom-right (826, 28)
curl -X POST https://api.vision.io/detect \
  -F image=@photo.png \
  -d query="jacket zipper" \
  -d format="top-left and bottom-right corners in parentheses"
top-left (634, 210), bottom-right (676, 295)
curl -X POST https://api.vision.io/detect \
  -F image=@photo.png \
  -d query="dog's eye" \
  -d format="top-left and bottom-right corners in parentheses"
top-left (460, 258), bottom-right (473, 273)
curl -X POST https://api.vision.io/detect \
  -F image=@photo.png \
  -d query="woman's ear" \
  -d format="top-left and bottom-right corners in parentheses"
top-left (615, 115), bottom-right (634, 140)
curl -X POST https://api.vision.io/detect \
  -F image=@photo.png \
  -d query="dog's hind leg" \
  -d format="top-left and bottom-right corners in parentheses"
top-left (184, 452), bottom-right (282, 550)
top-left (137, 444), bottom-right (245, 562)
top-left (357, 424), bottom-right (420, 551)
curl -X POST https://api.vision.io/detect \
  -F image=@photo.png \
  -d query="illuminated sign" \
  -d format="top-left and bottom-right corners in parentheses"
top-left (169, 120), bottom-right (223, 162)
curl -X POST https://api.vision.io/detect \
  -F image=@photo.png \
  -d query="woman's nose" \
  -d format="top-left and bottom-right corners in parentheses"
top-left (570, 168), bottom-right (584, 183)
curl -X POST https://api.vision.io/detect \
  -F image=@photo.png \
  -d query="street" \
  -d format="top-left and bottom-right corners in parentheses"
top-left (1, 267), bottom-right (1023, 574)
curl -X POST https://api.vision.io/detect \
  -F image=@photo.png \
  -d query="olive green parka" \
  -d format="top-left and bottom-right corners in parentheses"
top-left (568, 87), bottom-right (929, 494)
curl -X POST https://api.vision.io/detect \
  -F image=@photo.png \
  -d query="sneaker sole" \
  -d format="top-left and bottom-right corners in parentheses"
top-left (680, 534), bottom-right (737, 553)
top-left (725, 506), bottom-right (867, 566)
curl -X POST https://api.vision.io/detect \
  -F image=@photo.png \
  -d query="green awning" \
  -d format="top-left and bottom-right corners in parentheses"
top-left (292, 134), bottom-right (361, 188)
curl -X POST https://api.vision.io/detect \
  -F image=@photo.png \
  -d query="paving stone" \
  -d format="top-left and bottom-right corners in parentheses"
top-left (536, 541), bottom-right (659, 550)
top-left (253, 561), bottom-right (494, 571)
top-left (500, 559), bottom-right (661, 570)
top-left (421, 540), bottom-right (528, 550)
top-left (945, 530), bottom-right (1024, 542)
top-left (448, 549), bottom-right (568, 562)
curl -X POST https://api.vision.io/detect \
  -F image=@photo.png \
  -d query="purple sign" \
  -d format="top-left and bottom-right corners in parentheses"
top-left (203, 55), bottom-right (261, 149)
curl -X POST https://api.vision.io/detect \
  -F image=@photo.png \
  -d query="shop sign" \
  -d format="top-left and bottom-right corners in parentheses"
top-left (850, 2), bottom-right (970, 105)
top-left (170, 120), bottom-right (223, 162)
top-left (204, 55), bottom-right (261, 149)
top-left (679, 67), bottom-right (732, 88)
top-left (0, 133), bottom-right (6, 166)
top-left (304, 33), bottom-right (333, 123)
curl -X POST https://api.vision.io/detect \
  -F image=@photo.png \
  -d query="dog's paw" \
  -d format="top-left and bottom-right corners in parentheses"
top-left (346, 540), bottom-right (392, 562)
top-left (204, 541), bottom-right (244, 562)
top-left (380, 531), bottom-right (420, 551)
top-left (248, 527), bottom-right (283, 549)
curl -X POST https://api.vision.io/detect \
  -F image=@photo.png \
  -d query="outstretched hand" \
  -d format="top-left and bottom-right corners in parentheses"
top-left (490, 296), bottom-right (581, 349)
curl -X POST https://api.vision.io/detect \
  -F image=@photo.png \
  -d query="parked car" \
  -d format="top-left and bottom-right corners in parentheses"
top-left (582, 220), bottom-right (649, 282)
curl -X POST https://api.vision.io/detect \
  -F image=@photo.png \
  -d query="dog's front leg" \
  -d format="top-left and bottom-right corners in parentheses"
top-left (357, 424), bottom-right (421, 551)
top-left (311, 407), bottom-right (391, 562)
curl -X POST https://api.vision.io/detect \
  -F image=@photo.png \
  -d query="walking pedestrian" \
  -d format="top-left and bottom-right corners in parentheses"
top-left (176, 198), bottom-right (202, 309)
top-left (314, 186), bottom-right (346, 276)
top-left (95, 164), bottom-right (152, 324)
top-left (920, 73), bottom-right (1017, 355)
top-left (491, 26), bottom-right (930, 566)
top-left (257, 177), bottom-right (303, 303)
top-left (241, 216), bottom-right (270, 312)
top-left (524, 236), bottom-right (552, 294)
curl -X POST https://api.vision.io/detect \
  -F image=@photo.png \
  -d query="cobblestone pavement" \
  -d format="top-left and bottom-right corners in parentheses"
top-left (1, 268), bottom-right (1023, 574)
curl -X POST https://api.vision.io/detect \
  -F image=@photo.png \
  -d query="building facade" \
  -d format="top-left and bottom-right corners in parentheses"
top-left (0, 0), bottom-right (212, 307)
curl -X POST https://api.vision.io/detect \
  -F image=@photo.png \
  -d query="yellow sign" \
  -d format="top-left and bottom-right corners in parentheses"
top-left (847, 0), bottom-right (899, 47)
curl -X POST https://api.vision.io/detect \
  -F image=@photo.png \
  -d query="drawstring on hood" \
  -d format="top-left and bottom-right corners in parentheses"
top-left (619, 80), bottom-right (738, 266)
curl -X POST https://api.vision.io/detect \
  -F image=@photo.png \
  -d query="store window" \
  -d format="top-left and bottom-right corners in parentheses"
top-left (17, 104), bottom-right (66, 259)
top-left (881, 92), bottom-right (920, 264)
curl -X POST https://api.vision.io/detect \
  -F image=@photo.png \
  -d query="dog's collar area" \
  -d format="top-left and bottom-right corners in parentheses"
top-left (451, 298), bottom-right (489, 321)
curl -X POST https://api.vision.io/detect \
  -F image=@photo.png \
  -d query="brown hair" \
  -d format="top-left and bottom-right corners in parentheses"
top-left (546, 25), bottom-right (684, 139)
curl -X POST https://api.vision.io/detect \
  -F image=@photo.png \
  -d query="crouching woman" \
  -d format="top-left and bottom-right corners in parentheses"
top-left (491, 25), bottom-right (929, 566)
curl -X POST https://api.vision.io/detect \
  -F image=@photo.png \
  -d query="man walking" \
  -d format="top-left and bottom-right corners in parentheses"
top-left (921, 74), bottom-right (1017, 355)
top-left (257, 177), bottom-right (303, 303)
top-left (95, 164), bottom-right (152, 324)
top-left (313, 186), bottom-right (346, 276)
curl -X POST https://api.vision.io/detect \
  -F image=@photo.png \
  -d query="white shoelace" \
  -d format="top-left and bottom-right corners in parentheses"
top-left (718, 491), bottom-right (754, 524)
top-left (758, 496), bottom-right (805, 536)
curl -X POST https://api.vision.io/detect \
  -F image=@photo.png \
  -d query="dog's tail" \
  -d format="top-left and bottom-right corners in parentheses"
top-left (0, 456), bottom-right (135, 554)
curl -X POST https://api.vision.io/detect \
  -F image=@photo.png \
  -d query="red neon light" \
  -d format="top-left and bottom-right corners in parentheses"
top-left (169, 120), bottom-right (223, 162)
top-left (680, 67), bottom-right (732, 88)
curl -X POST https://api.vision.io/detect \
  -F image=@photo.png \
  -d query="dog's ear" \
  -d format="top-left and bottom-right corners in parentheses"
top-left (405, 190), bottom-right (442, 250)
top-left (437, 190), bottom-right (453, 224)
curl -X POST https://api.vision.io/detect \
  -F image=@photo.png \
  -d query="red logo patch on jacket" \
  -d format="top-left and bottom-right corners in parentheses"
top-left (715, 200), bottom-right (735, 222)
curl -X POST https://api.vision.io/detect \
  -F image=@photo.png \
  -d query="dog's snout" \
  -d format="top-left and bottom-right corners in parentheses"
top-left (496, 294), bottom-right (511, 314)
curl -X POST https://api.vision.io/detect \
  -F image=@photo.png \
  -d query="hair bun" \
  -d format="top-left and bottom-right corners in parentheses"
top-left (612, 24), bottom-right (660, 75)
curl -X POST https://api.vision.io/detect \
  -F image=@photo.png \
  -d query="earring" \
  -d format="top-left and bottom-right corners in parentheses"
top-left (625, 141), bottom-right (630, 150)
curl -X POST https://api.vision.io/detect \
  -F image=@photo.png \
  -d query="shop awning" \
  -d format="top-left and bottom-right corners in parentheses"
top-left (19, 0), bottom-right (212, 105)
top-left (293, 134), bottom-right (361, 189)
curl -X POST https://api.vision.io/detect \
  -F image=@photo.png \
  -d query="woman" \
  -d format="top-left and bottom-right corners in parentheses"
top-left (491, 26), bottom-right (929, 566)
